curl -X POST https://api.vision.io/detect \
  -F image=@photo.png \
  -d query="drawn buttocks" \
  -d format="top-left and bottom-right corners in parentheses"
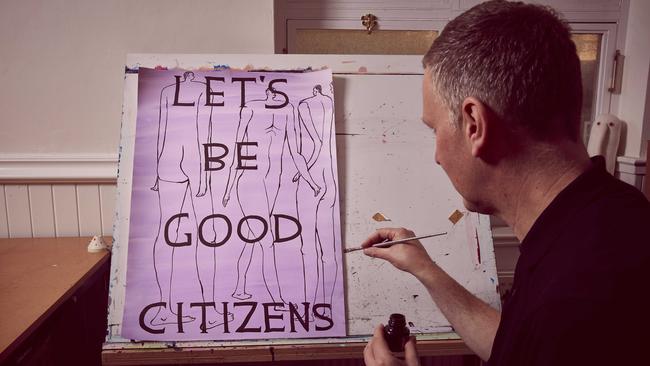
top-left (122, 67), bottom-right (344, 341)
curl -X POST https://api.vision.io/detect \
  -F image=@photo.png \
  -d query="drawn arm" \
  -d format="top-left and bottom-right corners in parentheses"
top-left (286, 107), bottom-right (321, 196)
top-left (151, 88), bottom-right (169, 191)
top-left (223, 106), bottom-right (253, 206)
top-left (293, 101), bottom-right (323, 182)
top-left (195, 92), bottom-right (209, 197)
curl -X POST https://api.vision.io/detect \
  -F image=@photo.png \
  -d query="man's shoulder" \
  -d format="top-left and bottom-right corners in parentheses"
top-left (570, 171), bottom-right (649, 228)
top-left (532, 175), bottom-right (650, 298)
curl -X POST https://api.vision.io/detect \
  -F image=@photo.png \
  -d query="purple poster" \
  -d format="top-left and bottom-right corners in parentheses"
top-left (121, 68), bottom-right (345, 341)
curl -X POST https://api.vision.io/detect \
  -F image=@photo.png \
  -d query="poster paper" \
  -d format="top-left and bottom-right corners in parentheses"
top-left (121, 68), bottom-right (345, 341)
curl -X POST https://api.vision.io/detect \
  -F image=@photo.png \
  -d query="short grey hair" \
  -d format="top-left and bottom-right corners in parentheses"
top-left (422, 0), bottom-right (582, 141)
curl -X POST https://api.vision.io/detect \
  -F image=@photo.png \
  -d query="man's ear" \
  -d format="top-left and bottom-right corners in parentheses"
top-left (460, 97), bottom-right (490, 157)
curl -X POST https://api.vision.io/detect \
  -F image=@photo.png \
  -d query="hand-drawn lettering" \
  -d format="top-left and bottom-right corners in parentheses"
top-left (190, 302), bottom-right (217, 334)
top-left (139, 302), bottom-right (166, 334)
top-left (222, 302), bottom-right (231, 333)
top-left (237, 215), bottom-right (268, 244)
top-left (234, 302), bottom-right (262, 333)
top-left (173, 74), bottom-right (196, 106)
top-left (232, 77), bottom-right (256, 107)
top-left (176, 302), bottom-right (185, 333)
top-left (236, 142), bottom-right (258, 170)
top-left (198, 214), bottom-right (232, 247)
top-left (289, 302), bottom-right (310, 332)
top-left (313, 303), bottom-right (334, 331)
top-left (203, 143), bottom-right (229, 171)
top-left (204, 76), bottom-right (225, 106)
top-left (263, 302), bottom-right (286, 332)
top-left (266, 79), bottom-right (289, 109)
top-left (273, 214), bottom-right (302, 243)
top-left (164, 213), bottom-right (191, 247)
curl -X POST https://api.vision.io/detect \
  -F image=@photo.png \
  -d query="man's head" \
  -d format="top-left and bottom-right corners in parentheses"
top-left (313, 85), bottom-right (323, 96)
top-left (422, 0), bottom-right (582, 142)
top-left (421, 0), bottom-right (584, 213)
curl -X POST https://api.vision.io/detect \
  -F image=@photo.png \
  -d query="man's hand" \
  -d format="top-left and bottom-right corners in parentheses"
top-left (361, 228), bottom-right (436, 279)
top-left (364, 324), bottom-right (420, 366)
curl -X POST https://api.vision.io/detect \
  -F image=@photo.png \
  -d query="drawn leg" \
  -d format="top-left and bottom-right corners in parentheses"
top-left (315, 174), bottom-right (338, 318)
top-left (237, 182), bottom-right (286, 305)
top-left (297, 180), bottom-right (321, 308)
top-left (151, 180), bottom-right (196, 326)
top-left (232, 242), bottom-right (254, 300)
top-left (231, 182), bottom-right (255, 300)
top-left (193, 184), bottom-right (234, 329)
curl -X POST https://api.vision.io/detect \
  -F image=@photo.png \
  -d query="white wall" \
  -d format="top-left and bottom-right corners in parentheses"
top-left (0, 0), bottom-right (274, 156)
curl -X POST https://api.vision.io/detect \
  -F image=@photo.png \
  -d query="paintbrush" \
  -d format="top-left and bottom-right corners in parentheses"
top-left (344, 232), bottom-right (448, 253)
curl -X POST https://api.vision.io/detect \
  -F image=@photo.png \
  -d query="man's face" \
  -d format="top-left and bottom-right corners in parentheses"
top-left (421, 68), bottom-right (476, 210)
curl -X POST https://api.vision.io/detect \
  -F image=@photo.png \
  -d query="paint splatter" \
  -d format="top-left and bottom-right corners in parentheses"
top-left (448, 209), bottom-right (464, 224)
top-left (372, 212), bottom-right (391, 222)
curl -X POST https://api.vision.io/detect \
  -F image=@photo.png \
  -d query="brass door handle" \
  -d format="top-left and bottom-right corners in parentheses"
top-left (361, 13), bottom-right (378, 34)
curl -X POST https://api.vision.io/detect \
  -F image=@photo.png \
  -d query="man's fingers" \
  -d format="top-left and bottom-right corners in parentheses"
top-left (363, 338), bottom-right (375, 364)
top-left (371, 324), bottom-right (394, 358)
top-left (363, 247), bottom-right (389, 260)
top-left (360, 231), bottom-right (387, 248)
top-left (404, 336), bottom-right (420, 366)
top-left (361, 228), bottom-right (403, 248)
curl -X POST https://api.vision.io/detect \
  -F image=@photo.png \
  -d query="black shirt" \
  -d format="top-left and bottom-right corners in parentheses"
top-left (487, 156), bottom-right (650, 365)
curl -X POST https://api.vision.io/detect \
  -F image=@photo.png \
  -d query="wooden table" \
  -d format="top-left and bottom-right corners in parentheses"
top-left (0, 237), bottom-right (110, 365)
top-left (102, 338), bottom-right (472, 365)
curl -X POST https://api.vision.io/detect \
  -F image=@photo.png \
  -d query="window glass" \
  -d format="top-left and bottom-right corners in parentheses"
top-left (572, 33), bottom-right (602, 142)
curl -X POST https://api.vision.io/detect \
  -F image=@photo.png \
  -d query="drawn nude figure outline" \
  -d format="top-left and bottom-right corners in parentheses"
top-left (294, 84), bottom-right (339, 316)
top-left (222, 87), bottom-right (321, 306)
top-left (150, 71), bottom-right (232, 329)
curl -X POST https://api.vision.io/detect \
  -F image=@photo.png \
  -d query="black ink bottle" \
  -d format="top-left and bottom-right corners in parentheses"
top-left (384, 313), bottom-right (410, 352)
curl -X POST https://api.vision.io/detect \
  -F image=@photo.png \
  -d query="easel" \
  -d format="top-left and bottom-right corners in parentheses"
top-left (102, 54), bottom-right (500, 364)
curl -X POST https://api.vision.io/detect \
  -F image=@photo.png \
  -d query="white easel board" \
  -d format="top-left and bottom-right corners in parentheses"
top-left (105, 54), bottom-right (500, 349)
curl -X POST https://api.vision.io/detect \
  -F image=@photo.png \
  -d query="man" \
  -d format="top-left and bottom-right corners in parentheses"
top-left (361, 1), bottom-right (650, 365)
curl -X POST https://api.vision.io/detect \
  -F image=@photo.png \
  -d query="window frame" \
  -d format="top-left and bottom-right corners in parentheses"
top-left (569, 22), bottom-right (618, 119)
